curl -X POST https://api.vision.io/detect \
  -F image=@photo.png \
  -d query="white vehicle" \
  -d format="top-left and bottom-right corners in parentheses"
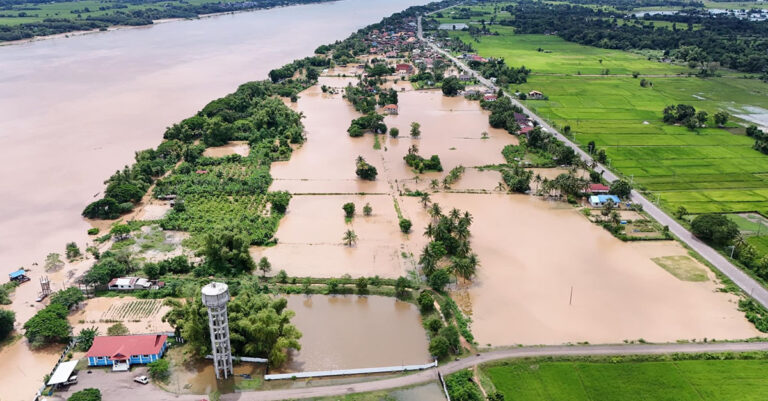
top-left (63, 375), bottom-right (77, 385)
top-left (134, 376), bottom-right (149, 385)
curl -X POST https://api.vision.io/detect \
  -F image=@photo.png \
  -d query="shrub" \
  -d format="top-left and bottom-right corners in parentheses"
top-left (417, 291), bottom-right (435, 313)
top-left (399, 218), bottom-right (412, 233)
top-left (342, 202), bottom-right (355, 218)
top-left (68, 388), bottom-right (101, 401)
top-left (87, 228), bottom-right (100, 235)
top-left (148, 358), bottom-right (170, 381)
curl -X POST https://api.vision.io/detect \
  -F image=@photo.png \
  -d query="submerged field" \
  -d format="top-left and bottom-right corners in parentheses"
top-left (449, 26), bottom-right (768, 215)
top-left (257, 74), bottom-right (760, 346)
top-left (483, 358), bottom-right (768, 401)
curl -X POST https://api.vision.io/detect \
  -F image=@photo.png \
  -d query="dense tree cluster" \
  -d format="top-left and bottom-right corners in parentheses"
top-left (690, 213), bottom-right (739, 246)
top-left (472, 58), bottom-right (530, 85)
top-left (483, 96), bottom-right (524, 134)
top-left (662, 104), bottom-right (709, 130)
top-left (404, 145), bottom-right (443, 173)
top-left (419, 203), bottom-right (479, 290)
top-left (164, 292), bottom-right (301, 367)
top-left (347, 113), bottom-right (387, 137)
top-left (24, 303), bottom-right (70, 347)
top-left (355, 156), bottom-right (378, 180)
top-left (502, 1), bottom-right (768, 75)
top-left (747, 125), bottom-right (768, 155)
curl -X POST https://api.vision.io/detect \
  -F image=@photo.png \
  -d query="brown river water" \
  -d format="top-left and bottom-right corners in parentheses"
top-left (0, 2), bottom-right (431, 399)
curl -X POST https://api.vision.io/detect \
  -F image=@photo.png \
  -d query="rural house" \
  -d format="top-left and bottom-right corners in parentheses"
top-left (589, 194), bottom-right (621, 207)
top-left (382, 104), bottom-right (399, 115)
top-left (108, 277), bottom-right (164, 291)
top-left (395, 63), bottom-right (414, 75)
top-left (588, 183), bottom-right (610, 194)
top-left (86, 334), bottom-right (168, 371)
top-left (528, 90), bottom-right (544, 99)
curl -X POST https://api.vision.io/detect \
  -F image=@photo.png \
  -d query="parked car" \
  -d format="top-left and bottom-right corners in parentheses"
top-left (134, 376), bottom-right (149, 385)
top-left (63, 375), bottom-right (78, 385)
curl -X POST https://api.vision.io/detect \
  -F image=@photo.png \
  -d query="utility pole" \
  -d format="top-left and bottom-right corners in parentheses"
top-left (569, 286), bottom-right (573, 306)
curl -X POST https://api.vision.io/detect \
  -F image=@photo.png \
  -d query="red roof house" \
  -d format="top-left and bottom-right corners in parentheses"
top-left (588, 183), bottom-right (610, 194)
top-left (87, 334), bottom-right (168, 369)
top-left (395, 63), bottom-right (413, 74)
top-left (382, 104), bottom-right (399, 115)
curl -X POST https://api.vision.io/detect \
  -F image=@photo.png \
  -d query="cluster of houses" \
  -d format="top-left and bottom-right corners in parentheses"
top-left (365, 17), bottom-right (420, 58)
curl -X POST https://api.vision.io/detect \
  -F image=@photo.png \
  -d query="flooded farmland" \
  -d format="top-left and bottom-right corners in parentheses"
top-left (402, 193), bottom-right (760, 346)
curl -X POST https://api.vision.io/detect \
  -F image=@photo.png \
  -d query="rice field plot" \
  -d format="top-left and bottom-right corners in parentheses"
top-left (451, 28), bottom-right (690, 75)
top-left (101, 299), bottom-right (163, 322)
top-left (483, 359), bottom-right (768, 401)
top-left (448, 19), bottom-right (768, 215)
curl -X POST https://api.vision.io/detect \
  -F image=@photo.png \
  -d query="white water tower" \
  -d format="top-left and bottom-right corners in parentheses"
top-left (201, 282), bottom-right (234, 379)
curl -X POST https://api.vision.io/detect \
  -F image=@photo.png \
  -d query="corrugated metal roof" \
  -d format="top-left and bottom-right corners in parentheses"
top-left (47, 360), bottom-right (78, 385)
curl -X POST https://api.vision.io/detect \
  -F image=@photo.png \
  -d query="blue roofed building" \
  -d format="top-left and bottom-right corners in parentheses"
top-left (589, 194), bottom-right (621, 207)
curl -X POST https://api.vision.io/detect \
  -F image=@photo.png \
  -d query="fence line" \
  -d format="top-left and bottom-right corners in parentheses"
top-left (205, 355), bottom-right (268, 363)
top-left (438, 371), bottom-right (451, 401)
top-left (264, 360), bottom-right (437, 381)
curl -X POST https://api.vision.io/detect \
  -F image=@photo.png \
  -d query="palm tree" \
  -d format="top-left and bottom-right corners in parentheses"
top-left (449, 208), bottom-right (461, 223)
top-left (442, 177), bottom-right (451, 190)
top-left (342, 229), bottom-right (358, 247)
top-left (420, 193), bottom-right (431, 209)
top-left (428, 203), bottom-right (442, 221)
top-left (534, 173), bottom-right (542, 192)
top-left (495, 181), bottom-right (506, 192)
top-left (423, 222), bottom-right (436, 240)
top-left (429, 179), bottom-right (439, 190)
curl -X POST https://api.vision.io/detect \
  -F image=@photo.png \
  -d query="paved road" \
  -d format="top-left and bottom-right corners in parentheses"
top-left (417, 16), bottom-right (768, 310)
top-left (143, 342), bottom-right (768, 400)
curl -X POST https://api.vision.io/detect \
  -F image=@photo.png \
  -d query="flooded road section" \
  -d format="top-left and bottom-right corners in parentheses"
top-left (0, 0), bottom-right (431, 276)
top-left (402, 192), bottom-right (761, 346)
top-left (283, 294), bottom-right (431, 372)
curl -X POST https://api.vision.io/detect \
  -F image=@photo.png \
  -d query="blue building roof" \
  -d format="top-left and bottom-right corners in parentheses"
top-left (8, 269), bottom-right (25, 279)
top-left (590, 195), bottom-right (621, 204)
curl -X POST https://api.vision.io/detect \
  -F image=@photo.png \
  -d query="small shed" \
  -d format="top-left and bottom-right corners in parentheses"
top-left (9, 269), bottom-right (29, 283)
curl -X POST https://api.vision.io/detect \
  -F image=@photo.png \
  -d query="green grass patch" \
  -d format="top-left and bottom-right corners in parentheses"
top-left (652, 255), bottom-right (709, 282)
top-left (484, 357), bottom-right (768, 401)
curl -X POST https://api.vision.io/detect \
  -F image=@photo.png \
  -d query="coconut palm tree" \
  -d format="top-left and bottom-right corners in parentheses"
top-left (423, 222), bottom-right (436, 240)
top-left (342, 229), bottom-right (358, 247)
top-left (495, 181), bottom-right (506, 192)
top-left (449, 208), bottom-right (461, 223)
top-left (534, 173), bottom-right (542, 192)
top-left (420, 193), bottom-right (431, 209)
top-left (442, 177), bottom-right (451, 190)
top-left (429, 179), bottom-right (440, 190)
top-left (428, 203), bottom-right (442, 221)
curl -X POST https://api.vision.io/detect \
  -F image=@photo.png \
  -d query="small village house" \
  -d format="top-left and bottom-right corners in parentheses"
top-left (395, 63), bottom-right (414, 76)
top-left (108, 277), bottom-right (164, 291)
top-left (483, 94), bottom-right (497, 102)
top-left (458, 74), bottom-right (472, 82)
top-left (382, 104), bottom-right (399, 115)
top-left (87, 334), bottom-right (168, 371)
top-left (589, 194), bottom-right (621, 207)
top-left (528, 90), bottom-right (544, 99)
top-left (588, 183), bottom-right (610, 194)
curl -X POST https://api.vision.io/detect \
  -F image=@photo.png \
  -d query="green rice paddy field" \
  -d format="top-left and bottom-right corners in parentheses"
top-left (448, 21), bottom-right (768, 215)
top-left (483, 359), bottom-right (768, 401)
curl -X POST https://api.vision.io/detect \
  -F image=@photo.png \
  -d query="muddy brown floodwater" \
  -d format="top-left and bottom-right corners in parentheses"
top-left (401, 191), bottom-right (761, 346)
top-left (282, 294), bottom-right (431, 372)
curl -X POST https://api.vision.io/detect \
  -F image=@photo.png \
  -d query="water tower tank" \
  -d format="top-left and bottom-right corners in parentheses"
top-left (201, 282), bottom-right (233, 379)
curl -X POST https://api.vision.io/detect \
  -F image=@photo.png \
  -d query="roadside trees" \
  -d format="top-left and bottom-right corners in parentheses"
top-left (691, 214), bottom-right (739, 246)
